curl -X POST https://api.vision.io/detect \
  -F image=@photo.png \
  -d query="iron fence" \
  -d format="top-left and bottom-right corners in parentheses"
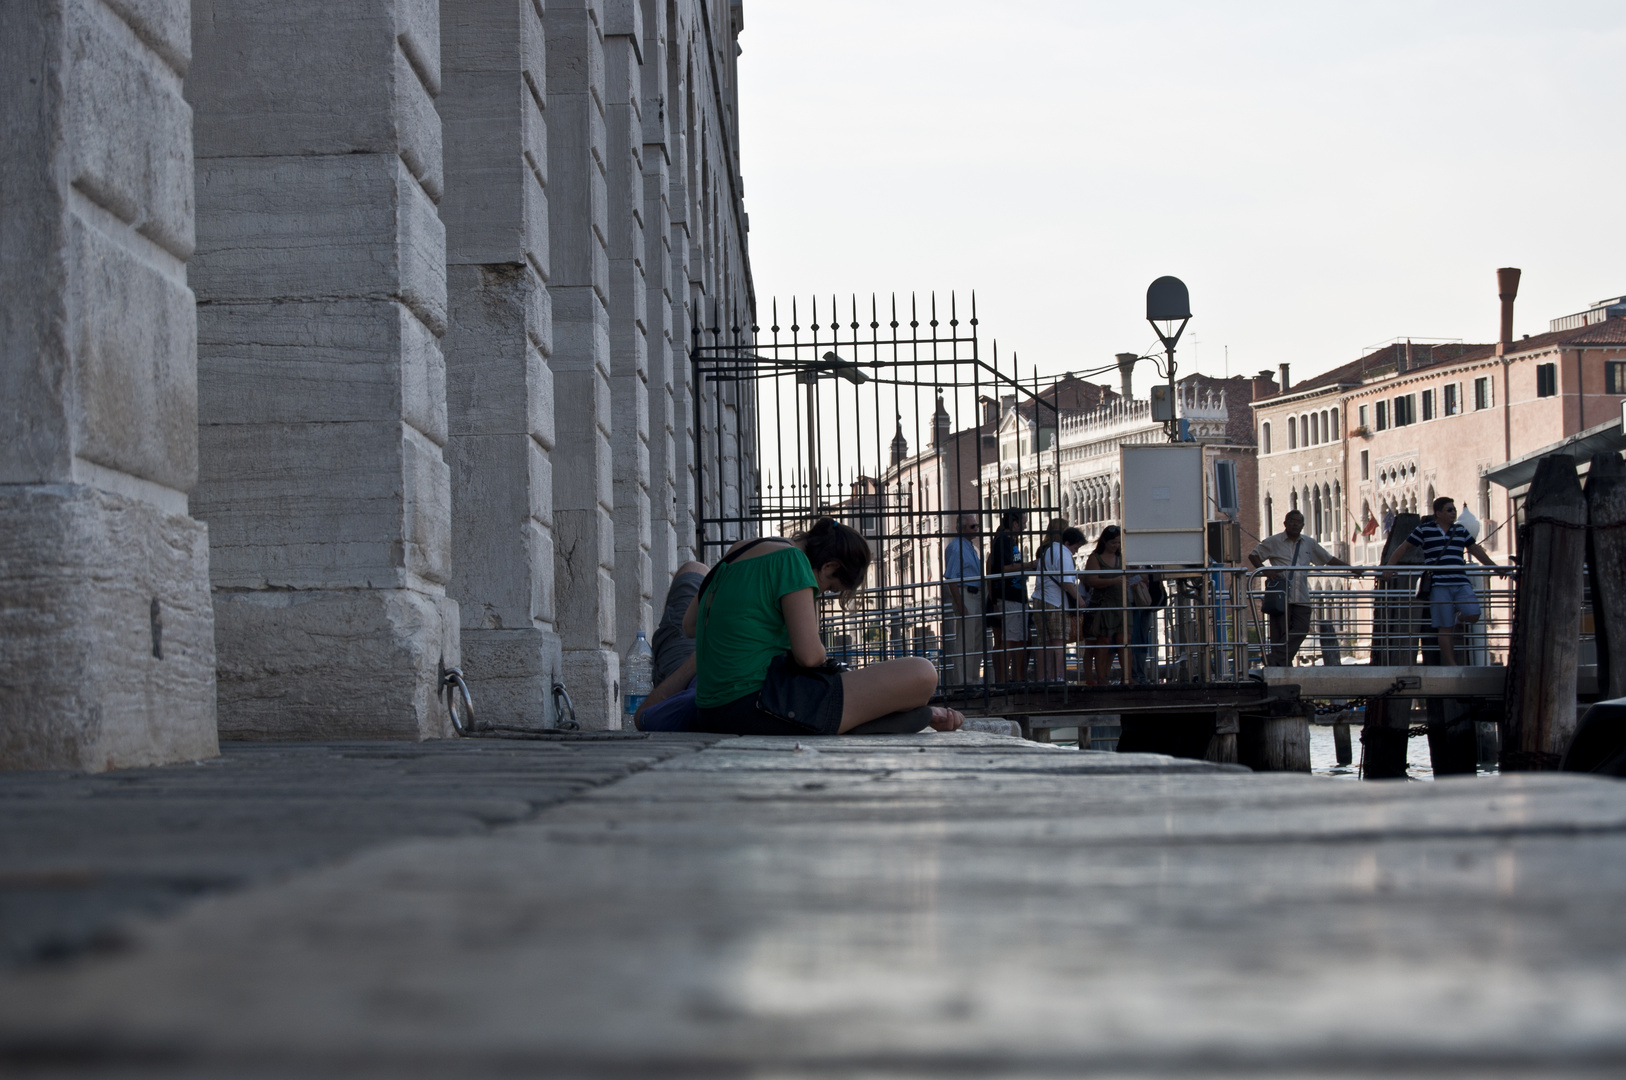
top-left (686, 293), bottom-right (1582, 712)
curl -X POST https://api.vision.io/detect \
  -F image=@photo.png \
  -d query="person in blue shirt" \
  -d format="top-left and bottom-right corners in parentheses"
top-left (1381, 496), bottom-right (1503, 666)
top-left (941, 513), bottom-right (985, 688)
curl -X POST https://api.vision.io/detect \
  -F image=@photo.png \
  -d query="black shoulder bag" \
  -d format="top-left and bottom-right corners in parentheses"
top-left (698, 540), bottom-right (848, 733)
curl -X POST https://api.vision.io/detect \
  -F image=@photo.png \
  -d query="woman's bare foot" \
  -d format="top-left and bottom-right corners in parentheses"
top-left (929, 707), bottom-right (965, 731)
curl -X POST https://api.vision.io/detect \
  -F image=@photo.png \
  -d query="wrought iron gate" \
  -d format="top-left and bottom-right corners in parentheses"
top-left (690, 292), bottom-right (1069, 693)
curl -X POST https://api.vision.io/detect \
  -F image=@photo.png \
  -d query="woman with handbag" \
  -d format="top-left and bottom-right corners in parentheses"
top-left (683, 517), bottom-right (965, 736)
top-left (1080, 526), bottom-right (1131, 685)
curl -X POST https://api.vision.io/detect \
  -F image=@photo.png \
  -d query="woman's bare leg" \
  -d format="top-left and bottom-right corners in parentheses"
top-left (837, 658), bottom-right (960, 733)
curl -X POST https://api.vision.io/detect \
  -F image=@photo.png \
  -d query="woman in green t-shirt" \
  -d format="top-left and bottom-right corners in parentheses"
top-left (684, 517), bottom-right (965, 736)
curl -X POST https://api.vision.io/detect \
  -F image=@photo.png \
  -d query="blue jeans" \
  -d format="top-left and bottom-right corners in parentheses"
top-left (1130, 608), bottom-right (1155, 681)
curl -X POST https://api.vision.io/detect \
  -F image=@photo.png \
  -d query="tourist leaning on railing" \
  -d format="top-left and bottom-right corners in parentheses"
top-left (1380, 496), bottom-right (1506, 667)
top-left (684, 517), bottom-right (965, 736)
top-left (1248, 509), bottom-right (1355, 667)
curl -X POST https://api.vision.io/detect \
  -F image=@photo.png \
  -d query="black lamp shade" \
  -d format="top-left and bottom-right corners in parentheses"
top-left (1146, 276), bottom-right (1191, 322)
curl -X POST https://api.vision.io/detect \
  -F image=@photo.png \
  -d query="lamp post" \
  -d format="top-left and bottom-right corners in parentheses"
top-left (1146, 276), bottom-right (1192, 443)
top-left (796, 351), bottom-right (870, 512)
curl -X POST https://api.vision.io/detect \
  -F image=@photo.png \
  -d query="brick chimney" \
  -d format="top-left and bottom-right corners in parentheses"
top-left (1115, 352), bottom-right (1138, 400)
top-left (1251, 370), bottom-right (1278, 401)
top-left (1277, 363), bottom-right (1290, 393)
top-left (1496, 267), bottom-right (1521, 355)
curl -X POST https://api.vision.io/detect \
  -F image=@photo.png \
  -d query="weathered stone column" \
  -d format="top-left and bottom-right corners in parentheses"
top-left (188, 1), bottom-right (459, 739)
top-left (0, 0), bottom-right (217, 771)
top-left (640, 0), bottom-right (679, 590)
top-left (666, 17), bottom-right (697, 563)
top-left (547, 0), bottom-right (619, 726)
top-left (606, 1), bottom-right (652, 663)
top-left (439, 0), bottom-right (563, 726)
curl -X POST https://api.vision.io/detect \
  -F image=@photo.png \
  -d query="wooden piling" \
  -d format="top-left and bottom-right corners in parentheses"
top-left (1586, 451), bottom-right (1626, 700)
top-left (1503, 455), bottom-right (1587, 770)
top-left (1204, 707), bottom-right (1239, 765)
top-left (1333, 719), bottom-right (1352, 766)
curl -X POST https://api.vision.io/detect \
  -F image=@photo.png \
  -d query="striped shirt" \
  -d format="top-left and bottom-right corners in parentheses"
top-left (1405, 521), bottom-right (1473, 586)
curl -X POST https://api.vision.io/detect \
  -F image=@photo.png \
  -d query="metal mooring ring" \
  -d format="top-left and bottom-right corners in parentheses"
top-left (442, 667), bottom-right (475, 735)
top-left (551, 681), bottom-right (580, 731)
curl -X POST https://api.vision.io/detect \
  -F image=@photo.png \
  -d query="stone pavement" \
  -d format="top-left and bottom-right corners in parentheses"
top-left (4, 732), bottom-right (1626, 1077)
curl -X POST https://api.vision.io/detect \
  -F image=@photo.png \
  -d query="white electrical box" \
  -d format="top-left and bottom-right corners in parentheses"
top-left (1149, 384), bottom-right (1174, 422)
top-left (1120, 444), bottom-right (1207, 565)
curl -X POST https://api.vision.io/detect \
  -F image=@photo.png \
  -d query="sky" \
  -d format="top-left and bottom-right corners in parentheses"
top-left (736, 0), bottom-right (1626, 393)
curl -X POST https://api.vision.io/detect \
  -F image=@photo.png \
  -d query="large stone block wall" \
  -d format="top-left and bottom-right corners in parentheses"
top-left (4, 0), bottom-right (753, 758)
top-left (440, 0), bottom-right (564, 727)
top-left (606, 0), bottom-right (652, 672)
top-left (545, 0), bottom-right (621, 726)
top-left (0, 0), bottom-right (218, 771)
top-left (188, 0), bottom-right (459, 740)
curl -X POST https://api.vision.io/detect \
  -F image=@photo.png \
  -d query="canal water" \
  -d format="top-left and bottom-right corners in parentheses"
top-left (1309, 722), bottom-right (1432, 780)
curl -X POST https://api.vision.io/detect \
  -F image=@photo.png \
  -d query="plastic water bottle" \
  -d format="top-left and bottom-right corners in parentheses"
top-left (623, 631), bottom-right (653, 726)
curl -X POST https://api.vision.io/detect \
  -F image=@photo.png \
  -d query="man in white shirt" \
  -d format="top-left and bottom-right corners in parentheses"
top-left (941, 513), bottom-right (985, 687)
top-left (1248, 510), bottom-right (1354, 667)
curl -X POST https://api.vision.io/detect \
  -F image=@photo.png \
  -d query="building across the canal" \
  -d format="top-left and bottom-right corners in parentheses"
top-left (1252, 274), bottom-right (1626, 566)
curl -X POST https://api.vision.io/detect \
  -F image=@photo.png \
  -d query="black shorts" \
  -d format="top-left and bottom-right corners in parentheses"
top-left (695, 683), bottom-right (846, 737)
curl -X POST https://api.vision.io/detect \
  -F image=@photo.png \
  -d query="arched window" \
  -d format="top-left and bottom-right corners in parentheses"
top-left (1262, 421), bottom-right (1272, 454)
top-left (1113, 482), bottom-right (1122, 521)
top-left (1312, 486), bottom-right (1323, 537)
top-left (1331, 410), bottom-right (1342, 441)
top-left (1332, 482), bottom-right (1342, 537)
top-left (1288, 417), bottom-right (1297, 449)
top-left (1426, 483), bottom-right (1435, 510)
top-left (1290, 489), bottom-right (1299, 512)
top-left (1265, 493), bottom-right (1274, 528)
top-left (1306, 414), bottom-right (1316, 446)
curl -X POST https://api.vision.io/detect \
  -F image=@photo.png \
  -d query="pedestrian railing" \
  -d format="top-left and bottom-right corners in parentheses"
top-left (819, 563), bottom-right (1557, 697)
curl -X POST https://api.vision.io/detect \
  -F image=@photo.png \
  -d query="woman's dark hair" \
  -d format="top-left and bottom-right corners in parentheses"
top-left (999, 507), bottom-right (1024, 529)
top-left (795, 517), bottom-right (871, 592)
top-left (1061, 527), bottom-right (1086, 547)
top-left (1093, 524), bottom-right (1122, 555)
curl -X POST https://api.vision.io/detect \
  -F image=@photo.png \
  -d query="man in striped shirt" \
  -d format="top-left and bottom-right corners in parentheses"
top-left (1381, 496), bottom-right (1502, 665)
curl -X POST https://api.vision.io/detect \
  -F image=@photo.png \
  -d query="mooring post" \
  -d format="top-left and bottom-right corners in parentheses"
top-left (1333, 717), bottom-right (1353, 766)
top-left (1205, 707), bottom-right (1240, 765)
top-left (1503, 455), bottom-right (1587, 771)
top-left (1586, 451), bottom-right (1626, 700)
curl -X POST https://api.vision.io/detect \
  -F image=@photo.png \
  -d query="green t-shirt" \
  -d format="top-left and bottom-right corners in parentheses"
top-left (694, 544), bottom-right (819, 707)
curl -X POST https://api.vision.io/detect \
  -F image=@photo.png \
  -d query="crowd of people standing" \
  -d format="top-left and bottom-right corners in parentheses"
top-left (942, 509), bottom-right (1163, 687)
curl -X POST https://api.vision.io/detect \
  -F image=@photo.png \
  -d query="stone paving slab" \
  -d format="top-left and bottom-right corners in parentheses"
top-left (0, 735), bottom-right (721, 966)
top-left (2, 732), bottom-right (1626, 1077)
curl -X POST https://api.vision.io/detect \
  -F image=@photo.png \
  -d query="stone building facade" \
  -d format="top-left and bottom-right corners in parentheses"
top-left (1251, 277), bottom-right (1626, 566)
top-left (2, 0), bottom-right (754, 769)
top-left (979, 371), bottom-right (1270, 558)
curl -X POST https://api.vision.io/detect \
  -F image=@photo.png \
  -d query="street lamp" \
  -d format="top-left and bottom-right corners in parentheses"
top-left (794, 351), bottom-right (871, 512)
top-left (1146, 276), bottom-right (1191, 442)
